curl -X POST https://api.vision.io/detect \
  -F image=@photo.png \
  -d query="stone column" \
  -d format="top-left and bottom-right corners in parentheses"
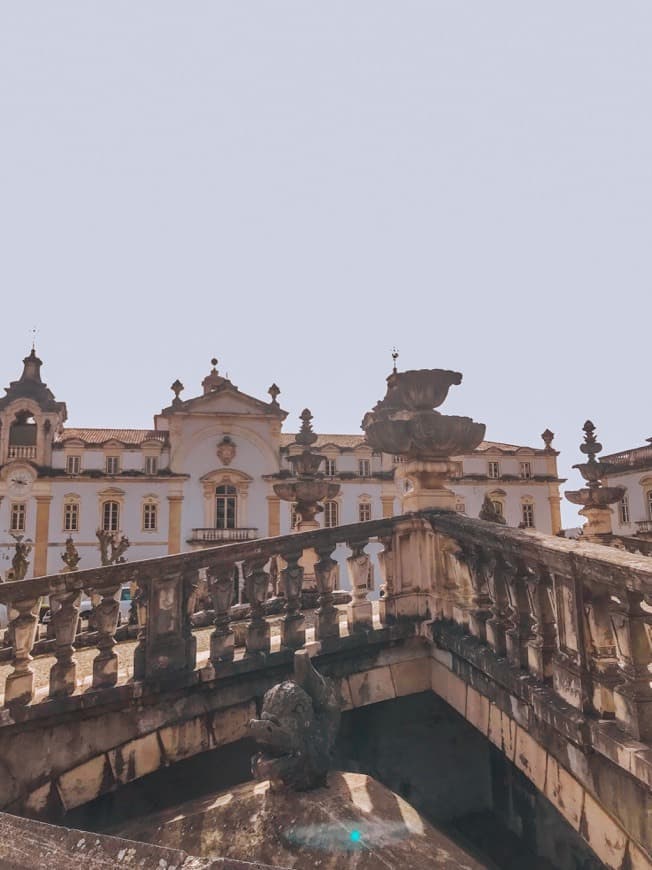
top-left (33, 494), bottom-right (52, 577)
top-left (167, 493), bottom-right (184, 554)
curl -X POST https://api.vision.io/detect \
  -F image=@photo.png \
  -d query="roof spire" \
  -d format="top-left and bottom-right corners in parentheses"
top-left (391, 347), bottom-right (399, 374)
top-left (31, 326), bottom-right (37, 352)
top-left (202, 355), bottom-right (229, 395)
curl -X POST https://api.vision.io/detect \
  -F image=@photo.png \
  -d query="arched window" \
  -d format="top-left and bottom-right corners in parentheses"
top-left (491, 499), bottom-right (504, 517)
top-left (324, 500), bottom-right (339, 528)
top-left (102, 500), bottom-right (120, 532)
top-left (8, 410), bottom-right (37, 459)
top-left (216, 484), bottom-right (237, 529)
top-left (9, 411), bottom-right (37, 446)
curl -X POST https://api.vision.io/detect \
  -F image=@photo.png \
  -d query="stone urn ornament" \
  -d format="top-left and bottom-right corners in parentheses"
top-left (362, 359), bottom-right (485, 511)
top-left (565, 421), bottom-right (625, 539)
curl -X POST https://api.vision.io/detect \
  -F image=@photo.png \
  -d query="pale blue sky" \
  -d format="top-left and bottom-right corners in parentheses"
top-left (1, 4), bottom-right (651, 525)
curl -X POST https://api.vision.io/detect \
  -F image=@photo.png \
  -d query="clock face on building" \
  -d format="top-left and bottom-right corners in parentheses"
top-left (8, 470), bottom-right (33, 497)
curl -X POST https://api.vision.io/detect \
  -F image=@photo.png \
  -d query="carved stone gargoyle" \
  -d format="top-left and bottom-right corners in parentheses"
top-left (249, 649), bottom-right (341, 792)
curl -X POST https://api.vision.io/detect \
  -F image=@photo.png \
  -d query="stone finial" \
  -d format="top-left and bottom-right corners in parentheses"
top-left (541, 428), bottom-right (555, 450)
top-left (391, 347), bottom-right (399, 374)
top-left (268, 383), bottom-right (280, 405)
top-left (61, 537), bottom-right (81, 572)
top-left (296, 409), bottom-right (319, 447)
top-left (579, 420), bottom-right (601, 463)
top-left (171, 379), bottom-right (184, 405)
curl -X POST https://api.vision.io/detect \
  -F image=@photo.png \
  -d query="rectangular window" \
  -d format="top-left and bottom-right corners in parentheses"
top-left (455, 502), bottom-right (466, 513)
top-left (324, 458), bottom-right (336, 476)
top-left (488, 461), bottom-right (500, 479)
top-left (105, 455), bottom-right (120, 475)
top-left (324, 501), bottom-right (339, 528)
top-left (619, 496), bottom-right (630, 525)
top-left (10, 503), bottom-right (26, 532)
top-left (519, 462), bottom-right (532, 480)
top-left (102, 501), bottom-right (120, 531)
top-left (64, 502), bottom-right (79, 532)
top-left (143, 502), bottom-right (157, 531)
top-left (522, 503), bottom-right (535, 528)
top-left (359, 502), bottom-right (371, 522)
top-left (358, 459), bottom-right (371, 477)
top-left (144, 455), bottom-right (158, 475)
top-left (66, 455), bottom-right (81, 475)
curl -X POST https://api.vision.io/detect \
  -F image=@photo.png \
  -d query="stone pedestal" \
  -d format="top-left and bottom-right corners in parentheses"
top-left (381, 517), bottom-right (437, 622)
top-left (397, 459), bottom-right (457, 512)
top-left (579, 505), bottom-right (614, 539)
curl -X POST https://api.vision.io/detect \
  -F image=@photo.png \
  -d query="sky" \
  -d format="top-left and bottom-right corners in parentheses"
top-left (1, 3), bottom-right (651, 526)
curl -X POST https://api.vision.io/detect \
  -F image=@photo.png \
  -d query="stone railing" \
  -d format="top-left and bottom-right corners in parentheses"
top-left (1, 508), bottom-right (651, 748)
top-left (7, 445), bottom-right (37, 460)
top-left (425, 511), bottom-right (652, 743)
top-left (636, 520), bottom-right (652, 535)
top-left (0, 516), bottom-right (396, 707)
top-left (602, 444), bottom-right (652, 470)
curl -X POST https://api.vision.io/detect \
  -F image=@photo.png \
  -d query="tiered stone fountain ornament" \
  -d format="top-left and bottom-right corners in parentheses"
top-left (274, 409), bottom-right (340, 532)
top-left (362, 363), bottom-right (486, 512)
top-left (274, 410), bottom-right (341, 631)
top-left (565, 420), bottom-right (625, 540)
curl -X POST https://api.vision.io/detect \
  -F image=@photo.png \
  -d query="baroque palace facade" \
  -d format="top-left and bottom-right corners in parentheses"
top-left (0, 350), bottom-right (564, 580)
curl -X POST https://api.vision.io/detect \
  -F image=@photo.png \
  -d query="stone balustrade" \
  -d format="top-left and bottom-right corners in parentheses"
top-left (1, 508), bottom-right (651, 750)
top-left (0, 516), bottom-right (396, 708)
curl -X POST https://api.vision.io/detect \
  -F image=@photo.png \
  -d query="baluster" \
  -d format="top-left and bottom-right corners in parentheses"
top-left (503, 561), bottom-right (532, 669)
top-left (182, 567), bottom-right (199, 671)
top-left (376, 534), bottom-right (394, 627)
top-left (208, 566), bottom-right (235, 664)
top-left (244, 557), bottom-right (271, 655)
top-left (132, 573), bottom-right (149, 680)
top-left (347, 538), bottom-right (372, 632)
top-left (4, 595), bottom-right (39, 705)
top-left (610, 590), bottom-right (652, 740)
top-left (461, 543), bottom-right (493, 642)
top-left (484, 552), bottom-right (510, 658)
top-left (90, 580), bottom-right (121, 689)
top-left (525, 567), bottom-right (557, 681)
top-left (280, 549), bottom-right (305, 650)
top-left (583, 585), bottom-right (621, 718)
top-left (48, 585), bottom-right (81, 698)
top-left (550, 570), bottom-right (592, 712)
top-left (314, 542), bottom-right (340, 640)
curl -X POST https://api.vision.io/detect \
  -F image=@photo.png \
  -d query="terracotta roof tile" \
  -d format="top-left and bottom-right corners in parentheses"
top-left (281, 434), bottom-right (537, 453)
top-left (56, 428), bottom-right (166, 446)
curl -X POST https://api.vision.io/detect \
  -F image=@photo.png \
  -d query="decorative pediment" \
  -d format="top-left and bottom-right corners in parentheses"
top-left (98, 486), bottom-right (126, 498)
top-left (162, 386), bottom-right (287, 419)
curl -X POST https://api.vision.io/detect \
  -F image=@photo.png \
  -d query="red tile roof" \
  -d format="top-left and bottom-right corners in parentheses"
top-left (55, 428), bottom-right (166, 446)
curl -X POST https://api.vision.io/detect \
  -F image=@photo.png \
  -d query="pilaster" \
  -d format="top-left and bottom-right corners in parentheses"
top-left (33, 495), bottom-right (52, 578)
top-left (167, 494), bottom-right (184, 555)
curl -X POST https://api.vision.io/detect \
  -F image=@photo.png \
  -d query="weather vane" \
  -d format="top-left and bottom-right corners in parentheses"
top-left (391, 346), bottom-right (399, 374)
top-left (31, 326), bottom-right (37, 351)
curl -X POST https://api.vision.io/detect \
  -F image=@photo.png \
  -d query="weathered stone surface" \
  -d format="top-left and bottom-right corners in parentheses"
top-left (514, 726), bottom-right (548, 793)
top-left (113, 771), bottom-right (487, 869)
top-left (545, 756), bottom-right (584, 831)
top-left (0, 809), bottom-right (284, 869)
top-left (348, 666), bottom-right (396, 707)
top-left (581, 792), bottom-right (628, 869)
top-left (390, 658), bottom-right (430, 697)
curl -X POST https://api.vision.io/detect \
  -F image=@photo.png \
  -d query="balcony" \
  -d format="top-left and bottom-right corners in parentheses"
top-left (188, 527), bottom-right (258, 545)
top-left (7, 445), bottom-right (36, 460)
top-left (635, 520), bottom-right (652, 536)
